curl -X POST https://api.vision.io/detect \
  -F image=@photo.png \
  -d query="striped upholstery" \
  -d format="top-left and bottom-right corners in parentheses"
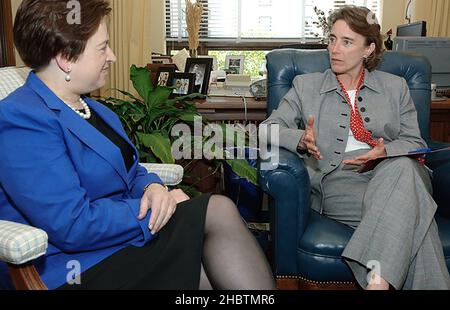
top-left (140, 163), bottom-right (184, 186)
top-left (0, 221), bottom-right (48, 265)
top-left (0, 66), bottom-right (30, 100)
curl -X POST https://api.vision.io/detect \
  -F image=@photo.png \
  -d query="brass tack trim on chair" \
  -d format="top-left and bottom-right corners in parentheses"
top-left (277, 275), bottom-right (354, 285)
top-left (276, 275), bottom-right (359, 290)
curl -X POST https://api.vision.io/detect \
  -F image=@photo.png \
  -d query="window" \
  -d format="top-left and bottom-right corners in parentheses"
top-left (258, 0), bottom-right (272, 7)
top-left (166, 0), bottom-right (381, 74)
top-left (208, 50), bottom-right (269, 77)
top-left (165, 0), bottom-right (381, 43)
top-left (258, 16), bottom-right (272, 33)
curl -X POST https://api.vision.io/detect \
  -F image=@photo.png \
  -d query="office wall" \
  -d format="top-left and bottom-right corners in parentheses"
top-left (380, 0), bottom-right (409, 36)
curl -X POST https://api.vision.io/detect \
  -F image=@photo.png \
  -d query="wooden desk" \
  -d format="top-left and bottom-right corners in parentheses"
top-left (195, 96), bottom-right (267, 123)
top-left (430, 99), bottom-right (450, 142)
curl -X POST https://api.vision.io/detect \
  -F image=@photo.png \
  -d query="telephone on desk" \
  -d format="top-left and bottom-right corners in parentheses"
top-left (249, 78), bottom-right (267, 100)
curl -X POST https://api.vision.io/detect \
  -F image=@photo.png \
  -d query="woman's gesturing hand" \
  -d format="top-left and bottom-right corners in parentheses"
top-left (298, 115), bottom-right (323, 160)
top-left (342, 138), bottom-right (387, 166)
top-left (138, 183), bottom-right (177, 235)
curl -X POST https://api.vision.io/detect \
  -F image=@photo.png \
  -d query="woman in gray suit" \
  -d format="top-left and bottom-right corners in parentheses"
top-left (263, 6), bottom-right (450, 289)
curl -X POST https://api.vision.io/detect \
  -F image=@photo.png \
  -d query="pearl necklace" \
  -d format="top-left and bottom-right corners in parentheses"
top-left (65, 97), bottom-right (91, 120)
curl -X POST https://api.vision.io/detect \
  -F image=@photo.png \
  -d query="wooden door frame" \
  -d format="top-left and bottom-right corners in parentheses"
top-left (0, 0), bottom-right (16, 67)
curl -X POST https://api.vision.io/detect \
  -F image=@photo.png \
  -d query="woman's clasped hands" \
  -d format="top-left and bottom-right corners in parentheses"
top-left (138, 184), bottom-right (190, 234)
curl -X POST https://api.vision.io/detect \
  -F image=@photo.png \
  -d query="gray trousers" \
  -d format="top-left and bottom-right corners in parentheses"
top-left (313, 150), bottom-right (450, 290)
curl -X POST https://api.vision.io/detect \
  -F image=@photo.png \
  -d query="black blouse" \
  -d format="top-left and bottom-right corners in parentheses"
top-left (85, 108), bottom-right (135, 171)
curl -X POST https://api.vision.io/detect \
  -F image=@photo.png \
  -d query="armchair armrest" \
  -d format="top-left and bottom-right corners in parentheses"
top-left (0, 221), bottom-right (48, 290)
top-left (140, 163), bottom-right (184, 186)
top-left (258, 148), bottom-right (311, 276)
top-left (0, 220), bottom-right (48, 265)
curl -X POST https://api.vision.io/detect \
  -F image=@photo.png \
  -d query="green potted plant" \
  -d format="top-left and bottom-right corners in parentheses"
top-left (98, 65), bottom-right (257, 196)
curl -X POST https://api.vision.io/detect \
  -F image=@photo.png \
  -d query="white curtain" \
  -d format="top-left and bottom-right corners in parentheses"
top-left (100, 0), bottom-right (154, 98)
top-left (428, 0), bottom-right (450, 36)
top-left (413, 0), bottom-right (450, 36)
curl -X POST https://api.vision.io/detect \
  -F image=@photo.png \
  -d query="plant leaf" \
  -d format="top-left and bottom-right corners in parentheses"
top-left (130, 65), bottom-right (153, 103)
top-left (225, 159), bottom-right (258, 186)
top-left (137, 132), bottom-right (175, 164)
top-left (129, 113), bottom-right (146, 123)
top-left (99, 97), bottom-right (132, 106)
top-left (113, 89), bottom-right (143, 102)
top-left (179, 113), bottom-right (201, 123)
top-left (139, 150), bottom-right (158, 164)
top-left (148, 86), bottom-right (174, 109)
top-left (176, 183), bottom-right (202, 198)
top-left (166, 93), bottom-right (206, 106)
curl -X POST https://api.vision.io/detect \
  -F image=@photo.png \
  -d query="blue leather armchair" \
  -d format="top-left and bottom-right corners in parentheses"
top-left (259, 49), bottom-right (450, 289)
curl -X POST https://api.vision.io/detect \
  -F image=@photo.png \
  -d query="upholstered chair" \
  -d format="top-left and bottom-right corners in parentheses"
top-left (259, 49), bottom-right (450, 289)
top-left (0, 66), bottom-right (184, 290)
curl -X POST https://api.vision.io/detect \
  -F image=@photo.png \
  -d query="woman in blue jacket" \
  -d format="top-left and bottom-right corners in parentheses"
top-left (0, 0), bottom-right (275, 290)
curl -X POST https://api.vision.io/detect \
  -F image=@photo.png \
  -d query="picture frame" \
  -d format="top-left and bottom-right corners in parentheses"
top-left (156, 66), bottom-right (176, 87)
top-left (184, 57), bottom-right (213, 95)
top-left (225, 55), bottom-right (245, 74)
top-left (198, 55), bottom-right (218, 71)
top-left (167, 72), bottom-right (196, 97)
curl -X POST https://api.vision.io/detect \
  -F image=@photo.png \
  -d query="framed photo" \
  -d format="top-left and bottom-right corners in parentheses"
top-left (156, 66), bottom-right (176, 87)
top-left (167, 72), bottom-right (196, 97)
top-left (198, 55), bottom-right (218, 71)
top-left (225, 55), bottom-right (245, 74)
top-left (184, 57), bottom-right (213, 95)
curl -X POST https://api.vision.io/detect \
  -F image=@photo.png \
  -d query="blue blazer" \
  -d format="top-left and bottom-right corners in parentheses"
top-left (0, 72), bottom-right (163, 289)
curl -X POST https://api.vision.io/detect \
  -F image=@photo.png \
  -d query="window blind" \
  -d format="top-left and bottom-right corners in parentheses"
top-left (166, 0), bottom-right (381, 42)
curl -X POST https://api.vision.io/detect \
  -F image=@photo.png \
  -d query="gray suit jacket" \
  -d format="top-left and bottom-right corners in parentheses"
top-left (261, 68), bottom-right (427, 188)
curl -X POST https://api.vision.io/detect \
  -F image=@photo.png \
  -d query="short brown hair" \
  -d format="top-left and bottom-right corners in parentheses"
top-left (329, 6), bottom-right (384, 71)
top-left (14, 0), bottom-right (111, 70)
